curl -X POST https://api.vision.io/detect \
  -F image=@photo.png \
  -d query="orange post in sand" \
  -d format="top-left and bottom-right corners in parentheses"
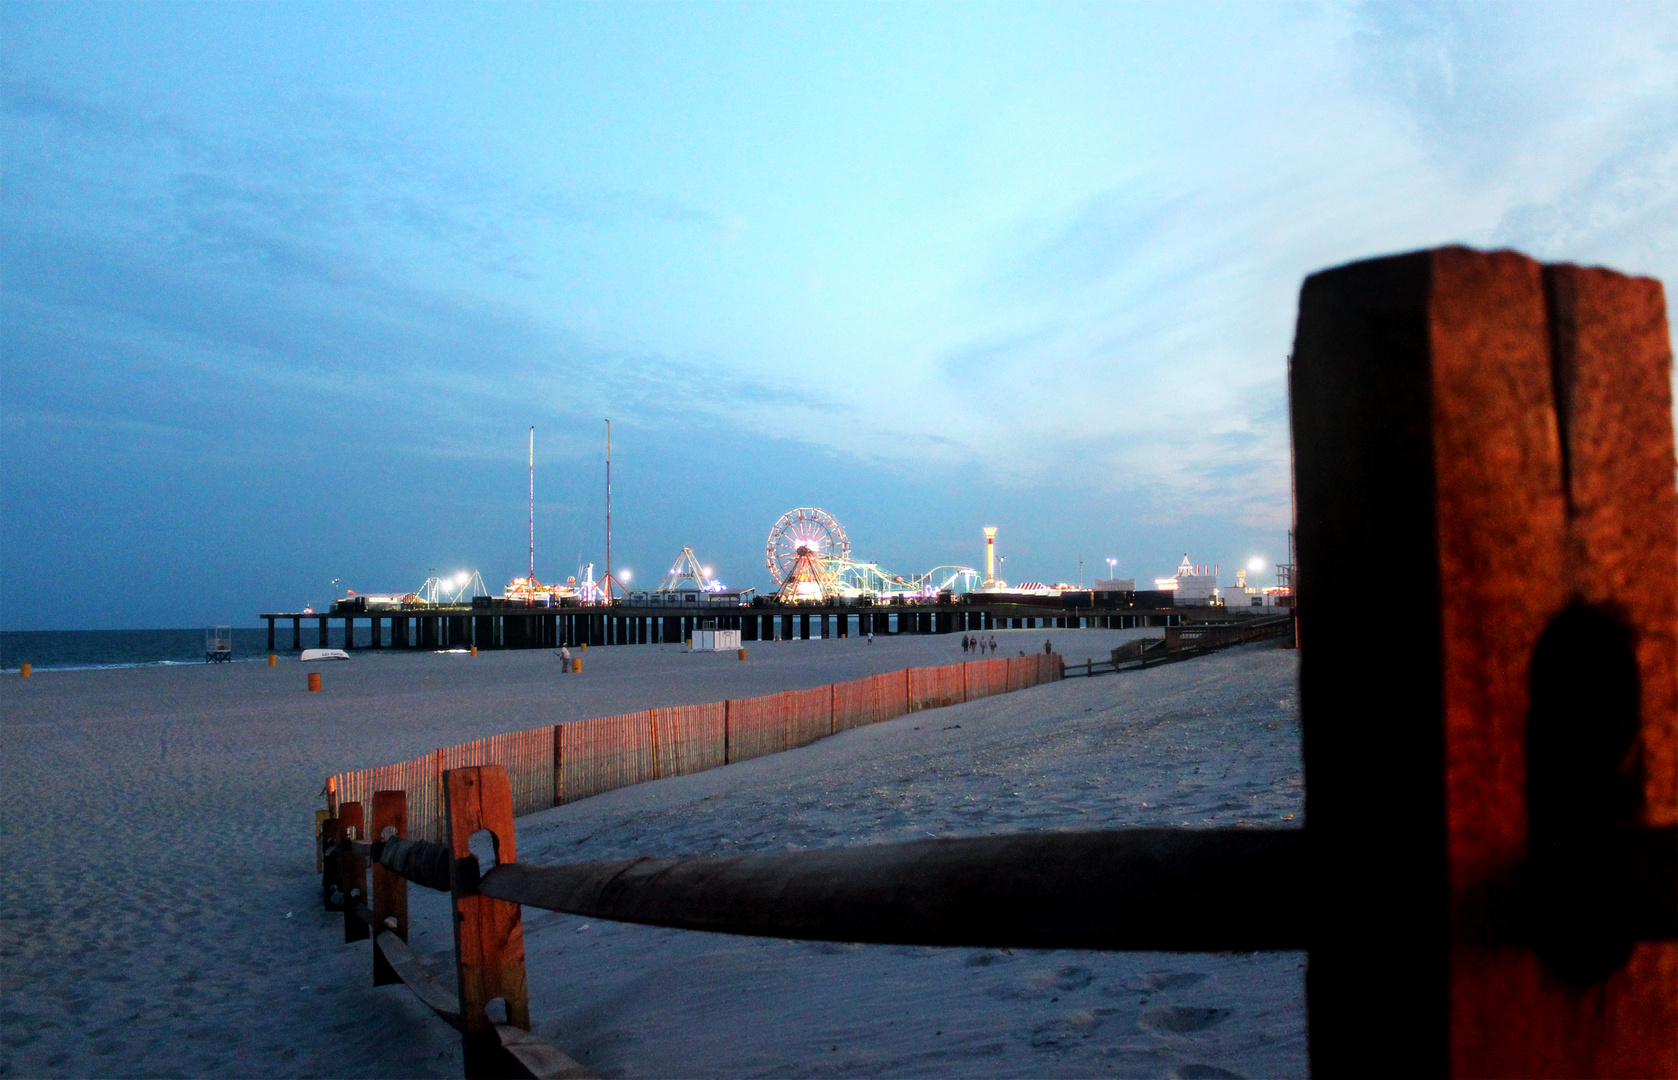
top-left (19, 664), bottom-right (30, 678)
top-left (268, 653), bottom-right (277, 667)
top-left (308, 671), bottom-right (321, 692)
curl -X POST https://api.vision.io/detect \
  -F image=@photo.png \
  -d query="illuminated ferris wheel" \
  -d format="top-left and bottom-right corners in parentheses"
top-left (766, 507), bottom-right (850, 585)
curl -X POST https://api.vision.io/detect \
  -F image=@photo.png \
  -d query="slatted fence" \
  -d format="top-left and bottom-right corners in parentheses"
top-left (327, 654), bottom-right (1061, 842)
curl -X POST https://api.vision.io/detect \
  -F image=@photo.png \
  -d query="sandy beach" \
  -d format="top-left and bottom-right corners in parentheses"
top-left (1, 628), bottom-right (1303, 1078)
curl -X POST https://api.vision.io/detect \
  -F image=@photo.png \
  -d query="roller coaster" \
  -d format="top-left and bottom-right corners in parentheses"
top-left (766, 507), bottom-right (979, 603)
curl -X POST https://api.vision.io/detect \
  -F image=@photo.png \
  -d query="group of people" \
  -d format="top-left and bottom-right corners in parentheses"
top-left (961, 634), bottom-right (999, 655)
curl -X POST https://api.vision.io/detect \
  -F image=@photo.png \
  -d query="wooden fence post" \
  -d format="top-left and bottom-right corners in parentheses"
top-left (320, 812), bottom-right (342, 911)
top-left (338, 801), bottom-right (369, 943)
top-left (445, 765), bottom-right (532, 1078)
top-left (370, 790), bottom-right (407, 986)
top-left (1291, 247), bottom-right (1675, 1077)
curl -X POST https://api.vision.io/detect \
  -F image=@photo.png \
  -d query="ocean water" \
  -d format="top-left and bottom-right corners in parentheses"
top-left (0, 628), bottom-right (349, 672)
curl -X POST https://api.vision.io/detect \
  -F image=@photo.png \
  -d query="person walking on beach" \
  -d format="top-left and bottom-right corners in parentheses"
top-left (989, 635), bottom-right (998, 653)
top-left (559, 644), bottom-right (571, 671)
top-left (867, 631), bottom-right (874, 645)
top-left (1044, 639), bottom-right (1052, 655)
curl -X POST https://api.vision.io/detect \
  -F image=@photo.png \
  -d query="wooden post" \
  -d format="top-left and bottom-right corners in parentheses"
top-left (1291, 247), bottom-right (1675, 1077)
top-left (445, 765), bottom-right (531, 1078)
top-left (370, 790), bottom-right (408, 986)
top-left (338, 801), bottom-right (369, 943)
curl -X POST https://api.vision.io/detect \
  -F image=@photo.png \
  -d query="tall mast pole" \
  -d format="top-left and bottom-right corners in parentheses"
top-left (528, 426), bottom-right (535, 584)
top-left (604, 419), bottom-right (612, 590)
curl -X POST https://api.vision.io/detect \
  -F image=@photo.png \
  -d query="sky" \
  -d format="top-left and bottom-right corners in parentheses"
top-left (3, 2), bottom-right (1675, 629)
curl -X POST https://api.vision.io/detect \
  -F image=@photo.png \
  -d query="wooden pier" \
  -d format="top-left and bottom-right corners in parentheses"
top-left (259, 599), bottom-right (1197, 653)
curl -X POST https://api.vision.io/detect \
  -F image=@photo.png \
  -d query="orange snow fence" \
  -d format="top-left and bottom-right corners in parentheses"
top-left (327, 652), bottom-right (1062, 841)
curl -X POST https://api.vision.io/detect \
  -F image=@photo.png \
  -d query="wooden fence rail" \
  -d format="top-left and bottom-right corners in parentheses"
top-left (1059, 616), bottom-right (1293, 678)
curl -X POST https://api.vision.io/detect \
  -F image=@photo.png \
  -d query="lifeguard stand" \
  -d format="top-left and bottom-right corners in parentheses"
top-left (205, 626), bottom-right (232, 663)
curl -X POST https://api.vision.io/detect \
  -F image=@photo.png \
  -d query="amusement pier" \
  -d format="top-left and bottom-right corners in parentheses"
top-left (260, 507), bottom-right (1290, 653)
top-left (258, 593), bottom-right (1190, 653)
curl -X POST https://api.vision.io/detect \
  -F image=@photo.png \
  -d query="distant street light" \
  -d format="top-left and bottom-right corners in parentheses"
top-left (1106, 557), bottom-right (1117, 583)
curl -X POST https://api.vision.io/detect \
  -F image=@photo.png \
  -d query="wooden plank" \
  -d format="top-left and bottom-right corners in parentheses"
top-left (492, 1025), bottom-right (596, 1080)
top-left (337, 801), bottom-right (369, 944)
top-left (370, 790), bottom-right (408, 987)
top-left (374, 929), bottom-right (462, 1029)
top-left (1291, 246), bottom-right (1676, 1077)
top-left (445, 764), bottom-right (531, 1076)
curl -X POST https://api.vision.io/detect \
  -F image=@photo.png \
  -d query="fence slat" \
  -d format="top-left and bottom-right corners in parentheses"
top-left (332, 655), bottom-right (1061, 832)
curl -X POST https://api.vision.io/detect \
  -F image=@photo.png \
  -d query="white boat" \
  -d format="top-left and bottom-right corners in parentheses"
top-left (300, 649), bottom-right (350, 662)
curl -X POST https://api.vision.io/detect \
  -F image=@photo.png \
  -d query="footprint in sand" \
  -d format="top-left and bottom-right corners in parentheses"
top-left (1171, 1065), bottom-right (1244, 1079)
top-left (1117, 970), bottom-right (1209, 993)
top-left (1140, 1005), bottom-right (1230, 1033)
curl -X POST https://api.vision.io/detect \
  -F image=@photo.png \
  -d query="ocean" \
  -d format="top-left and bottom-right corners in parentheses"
top-left (0, 628), bottom-right (353, 672)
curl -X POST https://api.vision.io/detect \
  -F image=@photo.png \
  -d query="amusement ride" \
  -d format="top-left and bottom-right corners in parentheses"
top-left (765, 507), bottom-right (979, 603)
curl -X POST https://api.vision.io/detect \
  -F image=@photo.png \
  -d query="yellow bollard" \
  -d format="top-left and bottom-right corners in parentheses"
top-left (738, 648), bottom-right (747, 661)
top-left (268, 653), bottom-right (277, 667)
top-left (307, 671), bottom-right (321, 692)
top-left (581, 642), bottom-right (587, 651)
top-left (471, 646), bottom-right (478, 657)
top-left (572, 657), bottom-right (582, 674)
top-left (20, 663), bottom-right (31, 678)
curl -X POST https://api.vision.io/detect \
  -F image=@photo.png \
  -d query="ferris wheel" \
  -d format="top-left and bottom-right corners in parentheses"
top-left (766, 507), bottom-right (850, 584)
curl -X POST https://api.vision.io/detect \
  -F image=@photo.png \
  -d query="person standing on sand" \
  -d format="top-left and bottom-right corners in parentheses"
top-left (1044, 640), bottom-right (1052, 655)
top-left (990, 635), bottom-right (998, 653)
top-left (559, 644), bottom-right (571, 671)
top-left (867, 631), bottom-right (874, 644)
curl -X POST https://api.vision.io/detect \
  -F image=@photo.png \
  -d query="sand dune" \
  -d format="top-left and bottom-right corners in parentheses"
top-left (0, 629), bottom-right (1302, 1078)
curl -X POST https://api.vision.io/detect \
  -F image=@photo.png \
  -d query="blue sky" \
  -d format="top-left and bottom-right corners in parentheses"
top-left (3, 2), bottom-right (1675, 628)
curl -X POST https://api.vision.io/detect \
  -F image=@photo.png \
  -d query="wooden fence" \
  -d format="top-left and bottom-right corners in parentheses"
top-left (328, 653), bottom-right (1060, 844)
top-left (317, 248), bottom-right (1678, 1079)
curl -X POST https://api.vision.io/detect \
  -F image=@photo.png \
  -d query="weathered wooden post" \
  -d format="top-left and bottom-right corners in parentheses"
top-left (370, 790), bottom-right (408, 986)
top-left (1291, 247), bottom-right (1675, 1077)
top-left (445, 765), bottom-right (532, 1078)
top-left (337, 801), bottom-right (369, 943)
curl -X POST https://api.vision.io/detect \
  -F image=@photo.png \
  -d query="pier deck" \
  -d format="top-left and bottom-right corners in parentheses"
top-left (257, 599), bottom-right (1212, 652)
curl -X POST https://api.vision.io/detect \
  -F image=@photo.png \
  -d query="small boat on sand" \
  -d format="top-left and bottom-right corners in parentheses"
top-left (300, 649), bottom-right (350, 662)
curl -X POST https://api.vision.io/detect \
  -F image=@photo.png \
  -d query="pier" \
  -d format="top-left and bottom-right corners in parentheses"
top-left (258, 598), bottom-right (1193, 652)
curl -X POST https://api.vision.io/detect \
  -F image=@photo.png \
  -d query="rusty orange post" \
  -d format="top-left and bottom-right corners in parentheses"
top-left (307, 671), bottom-right (321, 692)
top-left (369, 790), bottom-right (408, 986)
top-left (1292, 247), bottom-right (1675, 1077)
top-left (445, 765), bottom-right (531, 1077)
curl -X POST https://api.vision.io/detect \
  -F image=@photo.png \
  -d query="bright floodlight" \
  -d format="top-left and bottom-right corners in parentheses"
top-left (620, 568), bottom-right (632, 583)
top-left (1248, 557), bottom-right (1265, 572)
top-left (702, 566), bottom-right (712, 576)
top-left (454, 571), bottom-right (470, 587)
